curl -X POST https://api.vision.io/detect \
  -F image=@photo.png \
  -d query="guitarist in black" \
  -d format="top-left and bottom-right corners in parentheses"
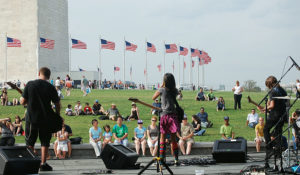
top-left (257, 76), bottom-right (287, 168)
top-left (20, 67), bottom-right (61, 171)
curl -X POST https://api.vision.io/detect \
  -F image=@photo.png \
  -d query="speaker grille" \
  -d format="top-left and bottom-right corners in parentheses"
top-left (217, 141), bottom-right (242, 150)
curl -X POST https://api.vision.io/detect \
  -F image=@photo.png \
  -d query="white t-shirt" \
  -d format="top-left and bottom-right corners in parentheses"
top-left (55, 79), bottom-right (60, 87)
top-left (247, 113), bottom-right (259, 123)
top-left (74, 104), bottom-right (82, 112)
top-left (234, 85), bottom-right (242, 95)
top-left (296, 82), bottom-right (300, 90)
top-left (66, 108), bottom-right (73, 113)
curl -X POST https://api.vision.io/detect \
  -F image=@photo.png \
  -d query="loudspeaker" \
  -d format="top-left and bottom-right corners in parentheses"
top-left (100, 143), bottom-right (139, 169)
top-left (212, 139), bottom-right (247, 163)
top-left (0, 146), bottom-right (41, 175)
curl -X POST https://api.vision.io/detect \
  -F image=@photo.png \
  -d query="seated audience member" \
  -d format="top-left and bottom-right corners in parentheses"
top-left (178, 115), bottom-right (194, 155)
top-left (56, 125), bottom-right (68, 159)
top-left (12, 115), bottom-right (23, 136)
top-left (177, 90), bottom-right (183, 101)
top-left (216, 97), bottom-right (225, 111)
top-left (195, 88), bottom-right (206, 101)
top-left (147, 116), bottom-right (159, 156)
top-left (74, 101), bottom-right (83, 115)
top-left (207, 89), bottom-right (216, 101)
top-left (220, 116), bottom-right (234, 140)
top-left (292, 110), bottom-right (300, 150)
top-left (246, 109), bottom-right (259, 128)
top-left (12, 98), bottom-right (20, 106)
top-left (102, 125), bottom-right (112, 148)
top-left (92, 100), bottom-right (105, 115)
top-left (112, 116), bottom-right (128, 147)
top-left (125, 102), bottom-right (140, 121)
top-left (134, 120), bottom-right (147, 156)
top-left (151, 99), bottom-right (161, 115)
top-left (65, 104), bottom-right (75, 116)
top-left (0, 118), bottom-right (15, 146)
top-left (196, 107), bottom-right (213, 128)
top-left (89, 119), bottom-right (102, 158)
top-left (1, 88), bottom-right (8, 106)
top-left (106, 104), bottom-right (121, 121)
top-left (255, 117), bottom-right (265, 152)
top-left (84, 103), bottom-right (94, 115)
top-left (54, 120), bottom-right (73, 158)
top-left (191, 115), bottom-right (206, 136)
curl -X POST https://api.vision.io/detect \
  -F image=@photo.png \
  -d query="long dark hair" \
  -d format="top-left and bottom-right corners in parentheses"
top-left (162, 73), bottom-right (177, 97)
top-left (192, 115), bottom-right (201, 123)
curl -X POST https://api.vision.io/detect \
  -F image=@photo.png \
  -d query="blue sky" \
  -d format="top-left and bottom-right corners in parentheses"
top-left (69, 0), bottom-right (300, 89)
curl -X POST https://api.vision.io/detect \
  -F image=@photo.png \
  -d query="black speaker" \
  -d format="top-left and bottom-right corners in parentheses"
top-left (100, 143), bottom-right (139, 169)
top-left (212, 139), bottom-right (247, 163)
top-left (0, 146), bottom-right (41, 175)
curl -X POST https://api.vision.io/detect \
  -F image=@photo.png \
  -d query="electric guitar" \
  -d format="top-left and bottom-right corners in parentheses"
top-left (128, 97), bottom-right (161, 111)
top-left (6, 82), bottom-right (23, 95)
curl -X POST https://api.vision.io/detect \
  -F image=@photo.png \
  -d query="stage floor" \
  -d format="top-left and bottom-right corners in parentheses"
top-left (39, 152), bottom-right (289, 175)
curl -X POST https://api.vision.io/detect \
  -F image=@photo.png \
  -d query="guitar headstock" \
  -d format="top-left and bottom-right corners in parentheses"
top-left (128, 97), bottom-right (139, 103)
top-left (6, 82), bottom-right (17, 90)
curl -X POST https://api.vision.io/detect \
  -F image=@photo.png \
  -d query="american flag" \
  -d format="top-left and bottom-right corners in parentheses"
top-left (157, 64), bottom-right (162, 72)
top-left (192, 60), bottom-right (195, 68)
top-left (199, 58), bottom-right (204, 66)
top-left (114, 66), bottom-right (120, 71)
top-left (125, 41), bottom-right (137, 52)
top-left (72, 39), bottom-right (87, 49)
top-left (184, 61), bottom-right (186, 69)
top-left (191, 48), bottom-right (200, 57)
top-left (40, 38), bottom-right (55, 49)
top-left (165, 44), bottom-right (178, 53)
top-left (146, 42), bottom-right (156, 53)
top-left (179, 46), bottom-right (188, 56)
top-left (101, 39), bottom-right (115, 50)
top-left (7, 37), bottom-right (21, 47)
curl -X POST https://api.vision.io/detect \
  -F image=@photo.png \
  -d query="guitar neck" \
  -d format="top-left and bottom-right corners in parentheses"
top-left (249, 101), bottom-right (259, 107)
top-left (14, 88), bottom-right (23, 95)
top-left (135, 100), bottom-right (161, 111)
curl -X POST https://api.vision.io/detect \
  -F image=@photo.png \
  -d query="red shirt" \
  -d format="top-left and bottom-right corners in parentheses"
top-left (84, 106), bottom-right (92, 113)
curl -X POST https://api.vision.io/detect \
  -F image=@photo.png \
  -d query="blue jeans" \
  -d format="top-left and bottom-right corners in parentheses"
top-left (293, 136), bottom-right (297, 150)
top-left (248, 122), bottom-right (257, 128)
top-left (114, 138), bottom-right (128, 147)
top-left (222, 137), bottom-right (232, 140)
top-left (194, 129), bottom-right (206, 136)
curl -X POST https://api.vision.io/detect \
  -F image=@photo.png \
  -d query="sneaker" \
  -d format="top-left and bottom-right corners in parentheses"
top-left (40, 163), bottom-right (53, 171)
top-left (174, 160), bottom-right (180, 166)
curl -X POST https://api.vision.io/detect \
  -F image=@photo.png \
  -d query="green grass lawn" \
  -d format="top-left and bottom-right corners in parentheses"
top-left (1, 89), bottom-right (298, 143)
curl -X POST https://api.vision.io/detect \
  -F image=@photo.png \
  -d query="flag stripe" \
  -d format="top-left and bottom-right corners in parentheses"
top-left (7, 37), bottom-right (21, 47)
top-left (101, 39), bottom-right (115, 50)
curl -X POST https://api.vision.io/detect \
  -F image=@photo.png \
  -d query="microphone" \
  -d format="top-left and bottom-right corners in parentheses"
top-left (290, 56), bottom-right (300, 71)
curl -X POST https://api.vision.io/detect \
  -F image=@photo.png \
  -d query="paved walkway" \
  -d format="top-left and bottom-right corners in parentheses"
top-left (37, 152), bottom-right (278, 175)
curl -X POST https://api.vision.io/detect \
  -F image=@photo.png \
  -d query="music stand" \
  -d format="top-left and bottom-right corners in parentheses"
top-left (128, 98), bottom-right (173, 175)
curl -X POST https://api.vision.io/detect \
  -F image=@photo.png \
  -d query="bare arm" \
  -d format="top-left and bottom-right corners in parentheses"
top-left (222, 134), bottom-right (227, 140)
top-left (20, 97), bottom-right (27, 105)
top-left (232, 132), bottom-right (235, 139)
top-left (89, 132), bottom-right (95, 142)
top-left (113, 133), bottom-right (118, 140)
top-left (54, 102), bottom-right (61, 115)
top-left (152, 91), bottom-right (160, 100)
top-left (121, 133), bottom-right (128, 140)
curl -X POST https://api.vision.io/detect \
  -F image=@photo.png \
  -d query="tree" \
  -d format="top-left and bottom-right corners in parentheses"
top-left (243, 80), bottom-right (261, 92)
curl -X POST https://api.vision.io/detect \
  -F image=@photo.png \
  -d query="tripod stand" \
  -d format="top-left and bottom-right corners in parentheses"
top-left (128, 98), bottom-right (173, 175)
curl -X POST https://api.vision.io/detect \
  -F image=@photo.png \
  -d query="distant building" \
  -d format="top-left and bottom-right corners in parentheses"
top-left (0, 0), bottom-right (69, 83)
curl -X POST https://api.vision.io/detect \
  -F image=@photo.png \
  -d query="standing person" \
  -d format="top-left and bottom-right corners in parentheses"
top-left (152, 73), bottom-right (180, 166)
top-left (55, 77), bottom-right (61, 90)
top-left (65, 75), bottom-right (72, 97)
top-left (89, 119), bottom-right (102, 158)
top-left (81, 76), bottom-right (89, 96)
top-left (246, 109), bottom-right (259, 128)
top-left (257, 76), bottom-right (287, 168)
top-left (134, 120), bottom-right (147, 156)
top-left (1, 88), bottom-right (8, 106)
top-left (112, 116), bottom-right (129, 147)
top-left (20, 67), bottom-right (61, 171)
top-left (232, 80), bottom-right (243, 110)
top-left (147, 116), bottom-right (159, 156)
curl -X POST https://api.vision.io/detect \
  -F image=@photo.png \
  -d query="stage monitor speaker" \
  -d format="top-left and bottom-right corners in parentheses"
top-left (0, 146), bottom-right (41, 175)
top-left (212, 139), bottom-right (247, 163)
top-left (100, 143), bottom-right (139, 169)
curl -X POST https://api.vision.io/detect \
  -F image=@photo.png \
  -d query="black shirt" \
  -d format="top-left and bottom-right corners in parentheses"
top-left (92, 103), bottom-right (101, 111)
top-left (269, 86), bottom-right (287, 119)
top-left (191, 121), bottom-right (201, 132)
top-left (65, 124), bottom-right (72, 135)
top-left (22, 79), bottom-right (60, 124)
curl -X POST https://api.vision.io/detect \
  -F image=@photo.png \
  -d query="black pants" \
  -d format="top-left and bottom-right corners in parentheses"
top-left (0, 137), bottom-right (15, 146)
top-left (25, 121), bottom-right (52, 147)
top-left (234, 94), bottom-right (242, 109)
top-left (263, 117), bottom-right (284, 160)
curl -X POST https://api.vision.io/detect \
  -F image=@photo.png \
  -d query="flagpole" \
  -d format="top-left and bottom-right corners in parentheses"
top-left (163, 41), bottom-right (165, 75)
top-left (130, 65), bottom-right (132, 82)
top-left (202, 63), bottom-right (205, 87)
top-left (145, 38), bottom-right (148, 90)
top-left (123, 37), bottom-right (126, 89)
top-left (5, 33), bottom-right (7, 82)
top-left (98, 35), bottom-right (102, 89)
top-left (114, 65), bottom-right (116, 82)
top-left (189, 45), bottom-right (192, 88)
top-left (172, 59), bottom-right (174, 74)
top-left (198, 58), bottom-right (200, 90)
top-left (178, 43), bottom-right (180, 88)
top-left (69, 34), bottom-right (71, 77)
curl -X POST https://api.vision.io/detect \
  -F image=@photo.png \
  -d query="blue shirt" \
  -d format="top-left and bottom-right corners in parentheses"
top-left (197, 92), bottom-right (205, 99)
top-left (134, 127), bottom-right (146, 139)
top-left (152, 102), bottom-right (161, 108)
top-left (89, 127), bottom-right (102, 139)
top-left (102, 131), bottom-right (112, 139)
top-left (197, 112), bottom-right (208, 123)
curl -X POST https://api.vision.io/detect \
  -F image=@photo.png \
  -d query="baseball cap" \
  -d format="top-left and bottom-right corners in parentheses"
top-left (95, 100), bottom-right (99, 103)
top-left (131, 102), bottom-right (136, 105)
top-left (183, 114), bottom-right (187, 120)
top-left (137, 120), bottom-right (143, 124)
top-left (111, 103), bottom-right (116, 106)
top-left (224, 116), bottom-right (229, 120)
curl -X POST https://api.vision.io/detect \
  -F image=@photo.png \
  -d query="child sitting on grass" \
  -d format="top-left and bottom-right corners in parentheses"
top-left (65, 104), bottom-right (75, 116)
